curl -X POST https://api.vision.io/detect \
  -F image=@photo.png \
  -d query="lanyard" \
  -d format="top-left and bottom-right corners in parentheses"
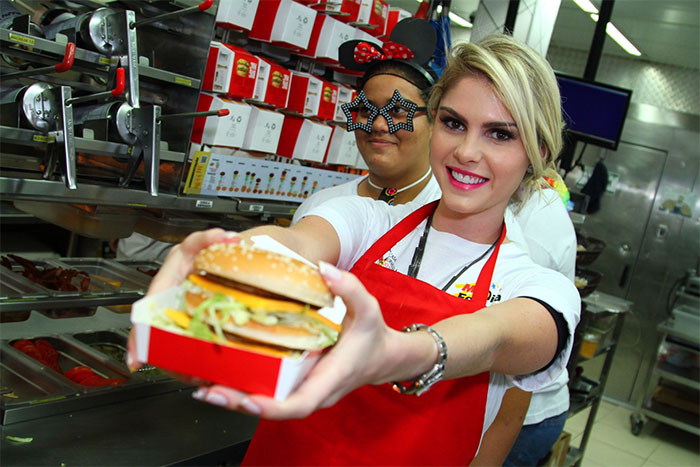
top-left (407, 213), bottom-right (505, 292)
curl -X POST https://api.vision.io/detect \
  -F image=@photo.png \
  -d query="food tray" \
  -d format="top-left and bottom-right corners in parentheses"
top-left (13, 201), bottom-right (137, 239)
top-left (0, 266), bottom-right (51, 299)
top-left (134, 211), bottom-right (212, 243)
top-left (55, 258), bottom-right (151, 294)
top-left (116, 259), bottom-right (162, 279)
top-left (72, 330), bottom-right (164, 379)
top-left (6, 336), bottom-right (130, 386)
top-left (576, 234), bottom-right (606, 266)
top-left (0, 348), bottom-right (74, 403)
top-left (575, 268), bottom-right (603, 298)
top-left (0, 258), bottom-right (83, 297)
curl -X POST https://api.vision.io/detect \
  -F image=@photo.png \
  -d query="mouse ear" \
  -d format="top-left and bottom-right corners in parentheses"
top-left (389, 18), bottom-right (437, 65)
top-left (338, 39), bottom-right (384, 71)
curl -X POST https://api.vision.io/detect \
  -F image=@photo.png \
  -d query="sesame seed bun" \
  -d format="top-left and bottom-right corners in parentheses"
top-left (194, 242), bottom-right (334, 309)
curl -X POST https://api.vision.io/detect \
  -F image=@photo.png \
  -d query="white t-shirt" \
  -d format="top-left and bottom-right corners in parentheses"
top-left (308, 197), bottom-right (581, 439)
top-left (505, 189), bottom-right (577, 424)
top-left (291, 174), bottom-right (441, 225)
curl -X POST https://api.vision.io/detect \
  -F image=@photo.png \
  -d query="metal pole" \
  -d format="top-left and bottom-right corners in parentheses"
top-left (504, 0), bottom-right (520, 35)
top-left (584, 0), bottom-right (615, 80)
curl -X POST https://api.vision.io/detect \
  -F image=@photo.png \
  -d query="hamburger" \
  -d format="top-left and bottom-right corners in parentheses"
top-left (236, 58), bottom-right (250, 77)
top-left (322, 86), bottom-right (334, 103)
top-left (270, 70), bottom-right (284, 88)
top-left (160, 242), bottom-right (340, 353)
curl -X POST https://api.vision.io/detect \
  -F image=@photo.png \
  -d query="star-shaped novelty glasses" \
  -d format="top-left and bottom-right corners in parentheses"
top-left (341, 89), bottom-right (426, 134)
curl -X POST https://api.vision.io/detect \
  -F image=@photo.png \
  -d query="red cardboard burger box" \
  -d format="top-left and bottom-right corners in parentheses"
top-left (240, 106), bottom-right (285, 154)
top-left (296, 0), bottom-right (361, 23)
top-left (325, 124), bottom-right (360, 165)
top-left (215, 0), bottom-right (260, 31)
top-left (357, 0), bottom-right (389, 36)
top-left (285, 72), bottom-right (338, 121)
top-left (251, 57), bottom-right (291, 109)
top-left (334, 82), bottom-right (357, 122)
top-left (277, 114), bottom-right (333, 162)
top-left (202, 42), bottom-right (259, 100)
top-left (191, 93), bottom-right (253, 148)
top-left (297, 14), bottom-right (356, 63)
top-left (248, 0), bottom-right (317, 50)
top-left (131, 236), bottom-right (346, 401)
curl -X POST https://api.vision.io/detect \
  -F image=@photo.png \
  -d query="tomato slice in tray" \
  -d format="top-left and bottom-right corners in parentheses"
top-left (64, 366), bottom-right (97, 383)
top-left (79, 374), bottom-right (111, 386)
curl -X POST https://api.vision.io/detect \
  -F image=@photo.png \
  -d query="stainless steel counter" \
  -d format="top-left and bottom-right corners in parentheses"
top-left (1, 386), bottom-right (259, 466)
top-left (1, 306), bottom-right (258, 465)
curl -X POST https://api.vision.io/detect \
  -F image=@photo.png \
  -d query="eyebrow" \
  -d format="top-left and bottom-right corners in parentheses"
top-left (438, 106), bottom-right (518, 129)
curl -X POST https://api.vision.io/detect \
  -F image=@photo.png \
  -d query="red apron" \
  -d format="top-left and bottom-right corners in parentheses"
top-left (243, 201), bottom-right (506, 466)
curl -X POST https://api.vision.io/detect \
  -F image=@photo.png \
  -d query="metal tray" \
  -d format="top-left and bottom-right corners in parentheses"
top-left (55, 258), bottom-right (151, 294)
top-left (116, 259), bottom-right (162, 279)
top-left (0, 258), bottom-right (83, 297)
top-left (5, 336), bottom-right (130, 385)
top-left (71, 330), bottom-right (165, 379)
top-left (0, 346), bottom-right (74, 403)
top-left (0, 266), bottom-right (51, 300)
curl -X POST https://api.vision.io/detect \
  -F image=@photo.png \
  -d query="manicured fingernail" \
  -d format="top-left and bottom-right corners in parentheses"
top-left (126, 353), bottom-right (135, 371)
top-left (240, 397), bottom-right (261, 416)
top-left (220, 231), bottom-right (240, 243)
top-left (204, 392), bottom-right (229, 408)
top-left (319, 261), bottom-right (341, 281)
top-left (192, 388), bottom-right (207, 401)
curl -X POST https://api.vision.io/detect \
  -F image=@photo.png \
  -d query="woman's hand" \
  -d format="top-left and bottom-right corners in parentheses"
top-left (126, 228), bottom-right (240, 372)
top-left (189, 262), bottom-right (410, 420)
top-left (147, 228), bottom-right (240, 295)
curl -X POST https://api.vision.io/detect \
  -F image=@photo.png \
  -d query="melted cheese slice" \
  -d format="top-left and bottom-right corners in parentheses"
top-left (188, 274), bottom-right (341, 332)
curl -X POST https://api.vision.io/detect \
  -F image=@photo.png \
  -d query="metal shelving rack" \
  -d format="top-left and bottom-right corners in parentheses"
top-left (0, 1), bottom-right (302, 223)
top-left (564, 292), bottom-right (632, 467)
top-left (630, 277), bottom-right (699, 437)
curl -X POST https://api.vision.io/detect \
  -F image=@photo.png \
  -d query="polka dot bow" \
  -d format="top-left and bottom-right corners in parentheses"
top-left (353, 41), bottom-right (415, 64)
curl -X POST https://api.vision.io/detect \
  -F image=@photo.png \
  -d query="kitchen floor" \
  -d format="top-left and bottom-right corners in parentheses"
top-left (564, 400), bottom-right (699, 466)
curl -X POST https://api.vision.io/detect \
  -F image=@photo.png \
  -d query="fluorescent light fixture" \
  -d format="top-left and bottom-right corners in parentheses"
top-left (591, 14), bottom-right (642, 56)
top-left (448, 11), bottom-right (472, 28)
top-left (419, 1), bottom-right (473, 28)
top-left (572, 0), bottom-right (642, 57)
top-left (572, 0), bottom-right (598, 13)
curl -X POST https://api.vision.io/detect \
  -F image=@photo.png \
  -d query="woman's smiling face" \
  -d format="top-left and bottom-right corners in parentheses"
top-left (430, 74), bottom-right (530, 226)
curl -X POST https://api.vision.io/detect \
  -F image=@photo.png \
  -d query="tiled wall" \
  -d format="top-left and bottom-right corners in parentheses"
top-left (547, 45), bottom-right (700, 116)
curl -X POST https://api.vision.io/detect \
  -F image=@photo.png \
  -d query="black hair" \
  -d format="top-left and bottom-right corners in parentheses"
top-left (358, 60), bottom-right (437, 102)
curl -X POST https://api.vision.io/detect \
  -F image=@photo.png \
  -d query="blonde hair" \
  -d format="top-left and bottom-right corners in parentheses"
top-left (428, 34), bottom-right (565, 204)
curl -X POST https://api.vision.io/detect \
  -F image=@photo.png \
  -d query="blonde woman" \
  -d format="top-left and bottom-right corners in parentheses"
top-left (129, 35), bottom-right (579, 465)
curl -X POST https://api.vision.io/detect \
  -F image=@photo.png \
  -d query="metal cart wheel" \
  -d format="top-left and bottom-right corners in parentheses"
top-left (630, 413), bottom-right (644, 436)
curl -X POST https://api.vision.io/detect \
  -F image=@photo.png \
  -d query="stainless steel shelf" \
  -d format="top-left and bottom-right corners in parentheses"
top-left (0, 292), bottom-right (143, 312)
top-left (1, 29), bottom-right (200, 89)
top-left (0, 176), bottom-right (300, 217)
top-left (640, 400), bottom-right (700, 436)
top-left (653, 361), bottom-right (700, 390)
top-left (0, 29), bottom-right (109, 68)
top-left (1, 126), bottom-right (185, 162)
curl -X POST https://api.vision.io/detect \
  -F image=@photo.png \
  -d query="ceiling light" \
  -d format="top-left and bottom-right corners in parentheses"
top-left (591, 14), bottom-right (642, 56)
top-left (572, 0), bottom-right (598, 14)
top-left (448, 11), bottom-right (472, 28)
top-left (419, 1), bottom-right (473, 28)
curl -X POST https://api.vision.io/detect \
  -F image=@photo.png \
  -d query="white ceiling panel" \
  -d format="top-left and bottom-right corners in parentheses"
top-left (386, 0), bottom-right (699, 70)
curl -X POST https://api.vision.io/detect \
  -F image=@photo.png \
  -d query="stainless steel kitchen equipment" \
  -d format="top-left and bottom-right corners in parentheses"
top-left (564, 103), bottom-right (700, 407)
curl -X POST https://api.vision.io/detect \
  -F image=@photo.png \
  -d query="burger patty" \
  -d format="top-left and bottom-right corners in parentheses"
top-left (199, 273), bottom-right (309, 306)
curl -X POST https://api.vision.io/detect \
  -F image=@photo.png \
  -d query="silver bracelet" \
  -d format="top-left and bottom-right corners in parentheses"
top-left (391, 323), bottom-right (447, 396)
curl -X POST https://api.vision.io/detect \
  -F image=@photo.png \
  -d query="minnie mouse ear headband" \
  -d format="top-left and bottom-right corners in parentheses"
top-left (338, 17), bottom-right (438, 90)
